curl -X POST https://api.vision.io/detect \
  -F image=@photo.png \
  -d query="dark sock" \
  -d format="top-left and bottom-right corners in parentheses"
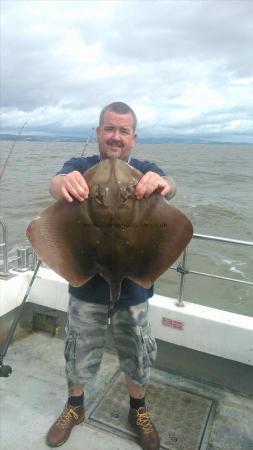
top-left (68, 393), bottom-right (84, 407)
top-left (130, 396), bottom-right (146, 410)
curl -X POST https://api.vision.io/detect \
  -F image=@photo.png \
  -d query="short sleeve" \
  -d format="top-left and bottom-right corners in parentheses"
top-left (56, 156), bottom-right (99, 175)
top-left (130, 158), bottom-right (165, 176)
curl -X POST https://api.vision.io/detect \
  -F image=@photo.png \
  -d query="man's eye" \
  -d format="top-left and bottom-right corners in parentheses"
top-left (103, 126), bottom-right (131, 136)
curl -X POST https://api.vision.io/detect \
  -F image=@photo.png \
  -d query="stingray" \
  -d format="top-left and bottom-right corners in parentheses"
top-left (26, 159), bottom-right (193, 310)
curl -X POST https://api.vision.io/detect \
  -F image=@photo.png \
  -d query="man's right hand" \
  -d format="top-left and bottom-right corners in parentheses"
top-left (49, 171), bottom-right (89, 202)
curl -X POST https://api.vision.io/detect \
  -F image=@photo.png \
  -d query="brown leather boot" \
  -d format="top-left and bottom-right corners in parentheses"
top-left (46, 403), bottom-right (85, 447)
top-left (128, 406), bottom-right (160, 450)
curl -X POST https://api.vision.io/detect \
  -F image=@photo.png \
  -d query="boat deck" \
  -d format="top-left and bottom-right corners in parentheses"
top-left (1, 331), bottom-right (252, 450)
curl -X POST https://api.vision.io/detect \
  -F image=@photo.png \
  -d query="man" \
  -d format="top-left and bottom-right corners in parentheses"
top-left (46, 102), bottom-right (176, 450)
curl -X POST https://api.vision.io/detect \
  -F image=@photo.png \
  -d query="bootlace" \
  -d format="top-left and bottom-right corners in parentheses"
top-left (56, 406), bottom-right (79, 429)
top-left (136, 409), bottom-right (154, 434)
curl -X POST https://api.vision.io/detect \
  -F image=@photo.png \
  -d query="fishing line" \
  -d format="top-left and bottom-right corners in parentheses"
top-left (0, 122), bottom-right (27, 180)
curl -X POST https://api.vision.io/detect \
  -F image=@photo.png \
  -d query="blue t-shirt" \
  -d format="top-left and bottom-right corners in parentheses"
top-left (57, 155), bottom-right (165, 306)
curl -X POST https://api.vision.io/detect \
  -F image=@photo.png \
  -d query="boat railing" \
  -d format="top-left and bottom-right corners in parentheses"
top-left (0, 219), bottom-right (9, 275)
top-left (1, 218), bottom-right (252, 307)
top-left (173, 233), bottom-right (253, 307)
top-left (0, 218), bottom-right (38, 275)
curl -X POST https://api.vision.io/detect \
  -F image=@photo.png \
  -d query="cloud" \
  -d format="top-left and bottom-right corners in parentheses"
top-left (1, 0), bottom-right (253, 142)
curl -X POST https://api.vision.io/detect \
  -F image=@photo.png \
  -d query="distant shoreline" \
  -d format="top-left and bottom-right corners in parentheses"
top-left (0, 134), bottom-right (252, 145)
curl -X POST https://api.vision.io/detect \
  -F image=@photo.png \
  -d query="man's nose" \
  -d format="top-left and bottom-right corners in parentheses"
top-left (112, 128), bottom-right (121, 139)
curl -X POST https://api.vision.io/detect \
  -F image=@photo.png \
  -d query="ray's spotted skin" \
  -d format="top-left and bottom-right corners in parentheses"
top-left (26, 159), bottom-right (193, 308)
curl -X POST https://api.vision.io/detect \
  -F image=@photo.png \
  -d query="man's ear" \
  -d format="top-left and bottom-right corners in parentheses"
top-left (96, 126), bottom-right (100, 139)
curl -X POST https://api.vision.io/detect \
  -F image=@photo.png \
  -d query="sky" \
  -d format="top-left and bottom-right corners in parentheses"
top-left (1, 0), bottom-right (253, 142)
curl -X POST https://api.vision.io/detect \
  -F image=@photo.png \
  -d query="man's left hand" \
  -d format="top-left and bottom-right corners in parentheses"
top-left (135, 171), bottom-right (173, 199)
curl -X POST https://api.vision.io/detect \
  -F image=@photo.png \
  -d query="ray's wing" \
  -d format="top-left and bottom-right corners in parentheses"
top-left (26, 198), bottom-right (99, 286)
top-left (126, 194), bottom-right (193, 287)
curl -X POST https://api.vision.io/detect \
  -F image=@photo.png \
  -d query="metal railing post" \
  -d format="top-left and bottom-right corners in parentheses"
top-left (169, 233), bottom-right (253, 308)
top-left (0, 219), bottom-right (9, 276)
top-left (176, 246), bottom-right (189, 307)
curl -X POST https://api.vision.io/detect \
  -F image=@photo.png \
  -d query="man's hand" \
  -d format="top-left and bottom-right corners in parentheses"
top-left (135, 171), bottom-right (176, 200)
top-left (49, 171), bottom-right (89, 202)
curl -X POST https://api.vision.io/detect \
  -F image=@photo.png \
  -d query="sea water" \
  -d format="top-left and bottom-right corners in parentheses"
top-left (1, 141), bottom-right (252, 316)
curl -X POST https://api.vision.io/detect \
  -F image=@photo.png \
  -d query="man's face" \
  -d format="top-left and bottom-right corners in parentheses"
top-left (96, 110), bottom-right (137, 161)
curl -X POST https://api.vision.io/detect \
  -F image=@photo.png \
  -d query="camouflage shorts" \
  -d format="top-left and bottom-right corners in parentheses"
top-left (64, 295), bottom-right (157, 386)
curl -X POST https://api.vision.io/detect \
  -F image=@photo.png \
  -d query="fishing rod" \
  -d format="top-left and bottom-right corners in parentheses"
top-left (0, 260), bottom-right (42, 377)
top-left (0, 120), bottom-right (41, 377)
top-left (0, 126), bottom-right (95, 376)
top-left (81, 127), bottom-right (95, 156)
top-left (0, 122), bottom-right (27, 181)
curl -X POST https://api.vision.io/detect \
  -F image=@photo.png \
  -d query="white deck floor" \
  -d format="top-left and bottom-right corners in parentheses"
top-left (1, 331), bottom-right (253, 450)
